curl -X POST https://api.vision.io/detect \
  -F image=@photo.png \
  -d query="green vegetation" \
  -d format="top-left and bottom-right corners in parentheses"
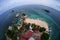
top-left (19, 27), bottom-right (23, 32)
top-left (39, 27), bottom-right (46, 32)
top-left (31, 24), bottom-right (37, 30)
top-left (31, 24), bottom-right (46, 32)
top-left (12, 24), bottom-right (18, 30)
top-left (6, 22), bottom-right (50, 40)
top-left (41, 32), bottom-right (50, 40)
top-left (5, 13), bottom-right (50, 40)
top-left (6, 24), bottom-right (18, 40)
top-left (6, 30), bottom-right (17, 40)
top-left (6, 30), bottom-right (14, 38)
top-left (31, 23), bottom-right (49, 40)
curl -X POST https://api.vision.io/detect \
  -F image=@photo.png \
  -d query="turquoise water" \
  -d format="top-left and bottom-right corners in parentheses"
top-left (0, 5), bottom-right (60, 40)
top-left (19, 8), bottom-right (60, 40)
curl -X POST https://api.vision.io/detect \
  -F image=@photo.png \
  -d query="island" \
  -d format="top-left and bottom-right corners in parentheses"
top-left (5, 13), bottom-right (50, 40)
top-left (42, 9), bottom-right (50, 13)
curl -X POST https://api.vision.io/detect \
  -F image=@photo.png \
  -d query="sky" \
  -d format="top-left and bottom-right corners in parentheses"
top-left (0, 0), bottom-right (60, 15)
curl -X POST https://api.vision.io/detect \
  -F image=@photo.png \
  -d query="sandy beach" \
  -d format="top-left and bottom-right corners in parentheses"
top-left (24, 18), bottom-right (49, 32)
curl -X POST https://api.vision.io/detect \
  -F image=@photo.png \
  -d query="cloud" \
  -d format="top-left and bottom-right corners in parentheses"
top-left (0, 0), bottom-right (60, 15)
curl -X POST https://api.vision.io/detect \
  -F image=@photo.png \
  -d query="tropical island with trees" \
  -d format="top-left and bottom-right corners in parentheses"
top-left (5, 13), bottom-right (50, 40)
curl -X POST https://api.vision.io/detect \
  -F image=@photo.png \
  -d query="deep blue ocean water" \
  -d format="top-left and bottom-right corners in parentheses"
top-left (0, 5), bottom-right (60, 40)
